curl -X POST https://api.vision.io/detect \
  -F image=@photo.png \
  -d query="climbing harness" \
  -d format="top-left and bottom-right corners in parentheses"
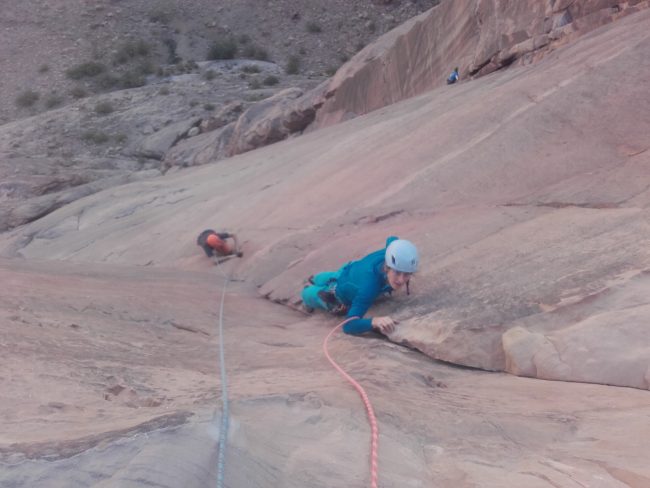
top-left (323, 317), bottom-right (380, 488)
top-left (214, 260), bottom-right (231, 488)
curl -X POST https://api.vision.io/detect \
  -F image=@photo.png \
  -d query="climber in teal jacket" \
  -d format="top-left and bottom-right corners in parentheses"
top-left (301, 236), bottom-right (419, 335)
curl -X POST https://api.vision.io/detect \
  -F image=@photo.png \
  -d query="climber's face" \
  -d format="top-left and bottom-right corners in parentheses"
top-left (386, 268), bottom-right (411, 290)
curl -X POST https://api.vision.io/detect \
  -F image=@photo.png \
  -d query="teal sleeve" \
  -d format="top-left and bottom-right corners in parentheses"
top-left (342, 274), bottom-right (379, 335)
top-left (343, 317), bottom-right (373, 334)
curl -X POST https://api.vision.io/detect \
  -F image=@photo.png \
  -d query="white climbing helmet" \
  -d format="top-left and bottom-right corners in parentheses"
top-left (385, 239), bottom-right (419, 273)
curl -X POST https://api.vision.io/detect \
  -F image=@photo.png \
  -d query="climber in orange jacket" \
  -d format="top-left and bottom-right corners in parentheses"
top-left (197, 229), bottom-right (242, 263)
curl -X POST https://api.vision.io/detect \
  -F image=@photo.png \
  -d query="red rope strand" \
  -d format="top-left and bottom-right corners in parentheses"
top-left (323, 318), bottom-right (379, 488)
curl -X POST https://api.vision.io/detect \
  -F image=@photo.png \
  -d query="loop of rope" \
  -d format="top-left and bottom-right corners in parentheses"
top-left (323, 318), bottom-right (379, 488)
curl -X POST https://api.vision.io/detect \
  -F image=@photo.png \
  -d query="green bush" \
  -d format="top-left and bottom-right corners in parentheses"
top-left (203, 103), bottom-right (215, 111)
top-left (248, 78), bottom-right (262, 89)
top-left (285, 55), bottom-right (300, 75)
top-left (325, 66), bottom-right (338, 76)
top-left (171, 61), bottom-right (195, 75)
top-left (120, 70), bottom-right (146, 88)
top-left (97, 73), bottom-right (120, 89)
top-left (245, 92), bottom-right (270, 102)
top-left (95, 101), bottom-right (114, 115)
top-left (81, 130), bottom-right (110, 144)
top-left (184, 60), bottom-right (198, 72)
top-left (306, 21), bottom-right (322, 33)
top-left (241, 65), bottom-right (260, 74)
top-left (66, 62), bottom-right (106, 79)
top-left (159, 86), bottom-right (170, 95)
top-left (242, 45), bottom-right (269, 61)
top-left (162, 37), bottom-right (180, 64)
top-left (114, 39), bottom-right (151, 64)
top-left (137, 59), bottom-right (156, 75)
top-left (45, 93), bottom-right (63, 108)
top-left (38, 64), bottom-right (50, 74)
top-left (70, 86), bottom-right (87, 99)
top-left (207, 38), bottom-right (237, 60)
top-left (15, 90), bottom-right (40, 107)
top-left (149, 8), bottom-right (172, 24)
top-left (263, 75), bottom-right (279, 86)
top-left (204, 69), bottom-right (217, 80)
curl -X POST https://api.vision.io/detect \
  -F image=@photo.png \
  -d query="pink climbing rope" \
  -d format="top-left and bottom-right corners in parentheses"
top-left (323, 317), bottom-right (379, 488)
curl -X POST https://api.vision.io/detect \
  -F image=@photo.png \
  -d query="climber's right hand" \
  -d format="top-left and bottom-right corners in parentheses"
top-left (371, 316), bottom-right (397, 335)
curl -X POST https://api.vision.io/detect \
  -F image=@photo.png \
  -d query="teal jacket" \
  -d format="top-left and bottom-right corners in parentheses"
top-left (336, 236), bottom-right (397, 334)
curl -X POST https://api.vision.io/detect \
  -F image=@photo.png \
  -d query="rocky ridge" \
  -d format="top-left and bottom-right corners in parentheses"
top-left (5, 1), bottom-right (647, 233)
top-left (1, 0), bottom-right (440, 124)
top-left (0, 1), bottom-right (440, 231)
top-left (161, 0), bottom-right (650, 166)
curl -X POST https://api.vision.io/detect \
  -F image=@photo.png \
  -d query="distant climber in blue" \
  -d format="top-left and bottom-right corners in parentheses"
top-left (447, 67), bottom-right (459, 85)
top-left (301, 236), bottom-right (419, 336)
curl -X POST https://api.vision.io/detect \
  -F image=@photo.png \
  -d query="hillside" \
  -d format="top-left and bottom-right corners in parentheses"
top-left (0, 0), bottom-right (439, 232)
top-left (0, 0), bottom-right (439, 124)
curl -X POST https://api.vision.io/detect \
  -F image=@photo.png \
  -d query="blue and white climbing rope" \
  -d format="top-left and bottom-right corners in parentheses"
top-left (215, 261), bottom-right (231, 488)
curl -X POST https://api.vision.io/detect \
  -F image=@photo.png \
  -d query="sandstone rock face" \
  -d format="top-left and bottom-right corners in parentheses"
top-left (307, 0), bottom-right (650, 129)
top-left (3, 258), bottom-right (649, 486)
top-left (3, 8), bottom-right (648, 392)
top-left (502, 272), bottom-right (650, 388)
top-left (0, 169), bottom-right (160, 232)
top-left (4, 0), bottom-right (646, 237)
top-left (159, 0), bottom-right (650, 170)
top-left (2, 7), bottom-right (650, 487)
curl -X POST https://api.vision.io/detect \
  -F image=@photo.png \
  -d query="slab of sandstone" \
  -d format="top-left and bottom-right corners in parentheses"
top-left (1, 258), bottom-right (649, 486)
top-left (1, 10), bottom-right (649, 391)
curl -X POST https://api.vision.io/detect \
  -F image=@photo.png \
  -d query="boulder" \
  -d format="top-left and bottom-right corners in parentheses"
top-left (134, 117), bottom-right (200, 160)
top-left (199, 101), bottom-right (244, 133)
top-left (225, 88), bottom-right (315, 156)
top-left (163, 124), bottom-right (234, 168)
top-left (163, 88), bottom-right (319, 167)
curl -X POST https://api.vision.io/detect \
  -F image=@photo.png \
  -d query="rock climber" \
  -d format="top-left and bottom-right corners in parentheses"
top-left (197, 229), bottom-right (243, 263)
top-left (447, 67), bottom-right (459, 85)
top-left (301, 236), bottom-right (419, 336)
